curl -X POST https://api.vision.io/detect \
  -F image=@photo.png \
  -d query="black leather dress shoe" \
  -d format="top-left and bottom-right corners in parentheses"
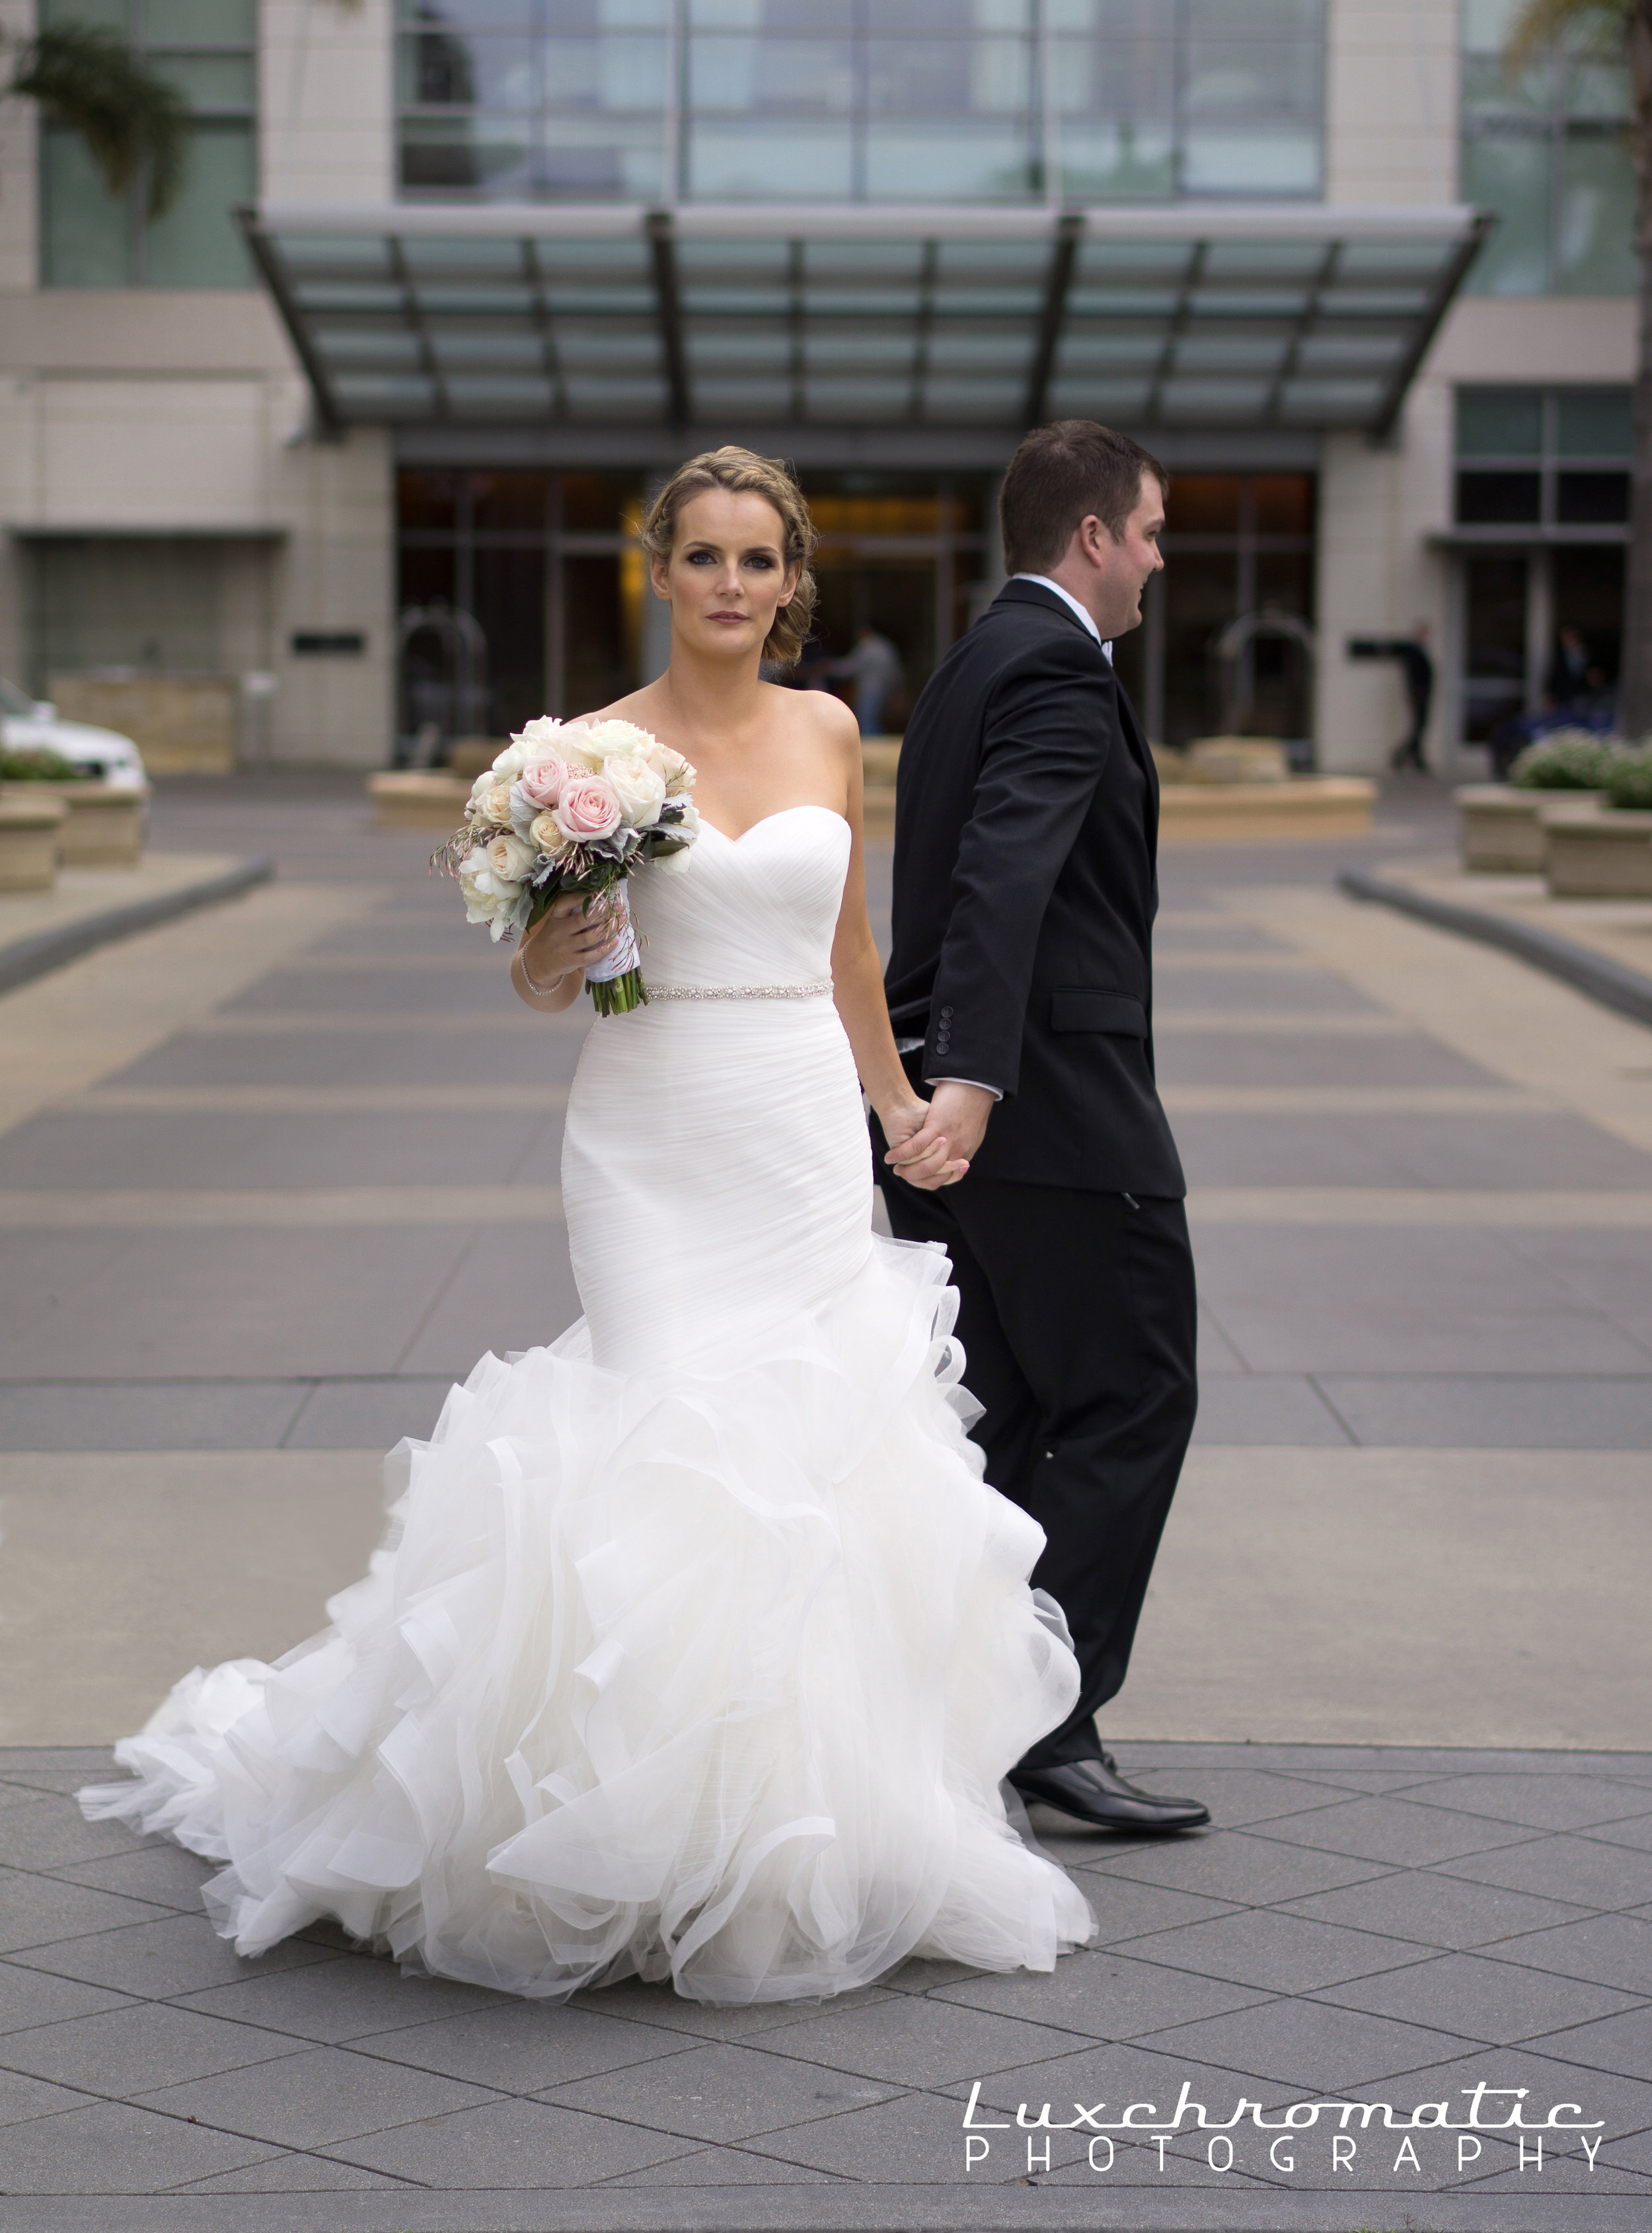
top-left (1011, 1752), bottom-right (1209, 1835)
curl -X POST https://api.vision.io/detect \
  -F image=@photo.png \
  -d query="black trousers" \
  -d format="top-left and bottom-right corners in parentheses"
top-left (875, 1100), bottom-right (1198, 1770)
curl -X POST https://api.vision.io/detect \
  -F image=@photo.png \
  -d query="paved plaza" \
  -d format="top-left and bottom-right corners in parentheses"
top-left (0, 773), bottom-right (1648, 2228)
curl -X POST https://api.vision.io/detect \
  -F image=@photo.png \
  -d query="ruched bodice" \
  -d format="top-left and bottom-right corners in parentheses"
top-left (82, 796), bottom-right (1095, 2006)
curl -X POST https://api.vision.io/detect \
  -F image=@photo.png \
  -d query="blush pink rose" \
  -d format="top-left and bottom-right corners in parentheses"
top-left (553, 775), bottom-right (622, 844)
top-left (517, 752), bottom-right (568, 811)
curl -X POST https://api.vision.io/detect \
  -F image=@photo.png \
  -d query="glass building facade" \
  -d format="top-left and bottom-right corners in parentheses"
top-left (397, 0), bottom-right (1327, 206)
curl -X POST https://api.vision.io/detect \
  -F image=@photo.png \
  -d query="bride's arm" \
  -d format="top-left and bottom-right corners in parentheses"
top-left (827, 718), bottom-right (969, 1191)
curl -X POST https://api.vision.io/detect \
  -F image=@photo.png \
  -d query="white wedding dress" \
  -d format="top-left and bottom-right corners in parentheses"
top-left (81, 804), bottom-right (1095, 2003)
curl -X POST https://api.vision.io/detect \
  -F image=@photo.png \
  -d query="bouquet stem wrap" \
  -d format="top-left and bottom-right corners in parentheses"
top-left (580, 882), bottom-right (644, 1015)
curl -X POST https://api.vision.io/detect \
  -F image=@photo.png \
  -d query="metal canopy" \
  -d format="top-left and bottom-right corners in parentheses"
top-left (241, 201), bottom-right (1489, 443)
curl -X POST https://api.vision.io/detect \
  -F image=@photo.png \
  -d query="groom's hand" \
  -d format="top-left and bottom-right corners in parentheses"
top-left (884, 1081), bottom-right (994, 1190)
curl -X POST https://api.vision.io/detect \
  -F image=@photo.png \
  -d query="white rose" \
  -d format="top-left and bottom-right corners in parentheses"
top-left (651, 839), bottom-right (693, 875)
top-left (484, 831), bottom-right (537, 884)
top-left (490, 738), bottom-right (531, 783)
top-left (459, 853), bottom-right (528, 941)
top-left (513, 717), bottom-right (564, 757)
top-left (659, 747), bottom-right (695, 796)
top-left (603, 752), bottom-right (667, 828)
top-left (476, 779), bottom-right (513, 828)
top-left (528, 808), bottom-right (566, 854)
top-left (663, 798), bottom-right (701, 842)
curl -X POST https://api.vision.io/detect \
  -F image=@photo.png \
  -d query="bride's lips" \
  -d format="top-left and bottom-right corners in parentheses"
top-left (708, 609), bottom-right (748, 623)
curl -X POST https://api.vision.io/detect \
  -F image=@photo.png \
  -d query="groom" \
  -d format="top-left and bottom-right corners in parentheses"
top-left (876, 420), bottom-right (1206, 1835)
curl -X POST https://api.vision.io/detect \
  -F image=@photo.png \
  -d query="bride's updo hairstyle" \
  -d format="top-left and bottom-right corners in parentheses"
top-left (641, 447), bottom-right (819, 665)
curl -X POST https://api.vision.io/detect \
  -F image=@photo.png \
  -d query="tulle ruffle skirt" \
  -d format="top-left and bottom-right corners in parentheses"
top-left (81, 1237), bottom-right (1094, 2002)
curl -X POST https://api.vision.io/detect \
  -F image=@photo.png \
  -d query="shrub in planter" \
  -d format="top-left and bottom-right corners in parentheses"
top-left (0, 746), bottom-right (89, 782)
top-left (1509, 730), bottom-right (1620, 791)
top-left (1604, 747), bottom-right (1652, 812)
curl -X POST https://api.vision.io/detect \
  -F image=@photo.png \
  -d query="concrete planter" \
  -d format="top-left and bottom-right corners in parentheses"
top-left (1542, 802), bottom-right (1652, 898)
top-left (1, 782), bottom-right (148, 866)
top-left (1455, 784), bottom-right (1605, 874)
top-left (49, 672), bottom-right (236, 776)
top-left (369, 771), bottom-right (472, 831)
top-left (0, 795), bottom-right (67, 891)
top-left (1158, 776), bottom-right (1374, 843)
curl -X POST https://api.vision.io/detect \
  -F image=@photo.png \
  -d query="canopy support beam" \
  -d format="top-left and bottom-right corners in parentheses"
top-left (1024, 210), bottom-right (1083, 429)
top-left (647, 208), bottom-right (691, 429)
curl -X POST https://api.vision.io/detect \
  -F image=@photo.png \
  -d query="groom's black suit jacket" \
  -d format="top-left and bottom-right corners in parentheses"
top-left (884, 578), bottom-right (1184, 1197)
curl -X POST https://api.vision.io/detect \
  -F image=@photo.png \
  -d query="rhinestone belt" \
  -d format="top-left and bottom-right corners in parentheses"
top-left (647, 979), bottom-right (833, 1003)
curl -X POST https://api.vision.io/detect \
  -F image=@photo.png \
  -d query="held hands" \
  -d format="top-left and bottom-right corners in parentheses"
top-left (519, 892), bottom-right (625, 990)
top-left (881, 1080), bottom-right (994, 1191)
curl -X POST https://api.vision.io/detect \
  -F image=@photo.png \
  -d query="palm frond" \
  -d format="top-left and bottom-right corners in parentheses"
top-left (9, 24), bottom-right (191, 219)
top-left (1503, 0), bottom-right (1635, 72)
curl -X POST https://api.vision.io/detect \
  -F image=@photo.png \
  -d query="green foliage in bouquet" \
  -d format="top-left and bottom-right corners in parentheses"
top-left (1508, 731), bottom-right (1620, 791)
top-left (1604, 745), bottom-right (1652, 811)
top-left (0, 746), bottom-right (90, 782)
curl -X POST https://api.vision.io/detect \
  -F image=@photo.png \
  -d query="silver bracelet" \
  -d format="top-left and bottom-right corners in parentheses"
top-left (519, 946), bottom-right (568, 999)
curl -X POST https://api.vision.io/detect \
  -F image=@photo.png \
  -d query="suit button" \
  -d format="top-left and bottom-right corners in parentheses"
top-left (939, 1005), bottom-right (954, 1019)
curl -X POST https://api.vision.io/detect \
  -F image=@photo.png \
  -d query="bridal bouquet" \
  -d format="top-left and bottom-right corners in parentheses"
top-left (434, 718), bottom-right (698, 1014)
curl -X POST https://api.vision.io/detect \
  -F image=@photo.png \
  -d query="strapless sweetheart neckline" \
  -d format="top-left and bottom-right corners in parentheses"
top-left (699, 802), bottom-right (850, 845)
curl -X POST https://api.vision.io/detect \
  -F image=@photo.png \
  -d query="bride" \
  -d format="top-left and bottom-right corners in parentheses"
top-left (81, 446), bottom-right (1096, 2005)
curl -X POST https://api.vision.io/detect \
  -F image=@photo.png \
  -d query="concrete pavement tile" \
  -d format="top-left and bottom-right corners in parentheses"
top-left (0, 1868), bottom-right (172, 1956)
top-left (1339, 2042), bottom-right (1652, 2155)
top-left (757, 1993), bottom-right (1109, 2083)
top-left (13, 1911), bottom-right (336, 1998)
top-left (1277, 1870), bottom-right (1594, 1949)
top-left (176, 2152), bottom-right (410, 2191)
top-left (1534, 2002), bottom-right (1652, 2084)
top-left (0, 1110), bottom-right (549, 1192)
top-left (1188, 1376), bottom-right (1353, 1445)
top-left (1111, 1911), bottom-right (1433, 1994)
top-left (1400, 1772), bottom-right (1652, 1832)
top-left (928, 1949), bottom-right (1267, 2041)
top-left (0, 1960), bottom-right (135, 2033)
top-left (396, 1229), bottom-right (585, 1376)
top-left (967, 2035), bottom-right (1286, 2125)
top-left (1086, 1829), bottom-right (1390, 1905)
top-left (0, 2068), bottom-right (102, 2123)
top-left (112, 1024), bottom-right (579, 1090)
top-left (52, 1842), bottom-right (217, 1912)
top-left (1100, 1769), bottom-right (1356, 1833)
top-left (324, 2094), bottom-right (689, 2187)
top-left (222, 965), bottom-right (524, 1016)
top-left (564, 1976), bottom-right (869, 2041)
top-left (176, 1953), bottom-right (507, 2041)
top-left (0, 2098), bottom-right (277, 2191)
top-left (1588, 1814), bottom-right (1652, 1852)
top-left (0, 1380), bottom-right (312, 1453)
top-left (545, 2039), bottom-right (896, 2144)
top-left (282, 1376), bottom-right (454, 1450)
top-left (1261, 1796), bottom-right (1540, 1868)
top-left (1191, 1226), bottom-right (1652, 1376)
top-left (133, 2043), bottom-right (498, 2147)
top-left (1503, 1227), bottom-right (1652, 1351)
top-left (1311, 1948), bottom-right (1644, 2043)
top-left (737, 2090), bottom-right (981, 2182)
top-left (0, 2002), bottom-right (305, 2092)
top-left (1178, 1110), bottom-right (1652, 1190)
top-left (1486, 1914), bottom-right (1652, 1994)
top-left (1134, 1995), bottom-right (1476, 2089)
top-left (875, 1957), bottom-right (985, 1994)
top-left (599, 2142), bottom-right (834, 2184)
top-left (1154, 1031), bottom-right (1499, 1089)
top-left (0, 1226), bottom-right (478, 1380)
top-left (1469, 2159), bottom-right (1652, 2193)
top-left (1194, 1304), bottom-right (1247, 1374)
top-left (1315, 1374), bottom-right (1652, 1450)
top-left (1156, 969), bottom-right (1384, 1014)
top-left (0, 1798), bottom-right (154, 1872)
top-left (1030, 1880), bottom-right (1240, 1948)
top-left (347, 2000), bottom-right (697, 2090)
top-left (1440, 1833), bottom-right (1652, 1909)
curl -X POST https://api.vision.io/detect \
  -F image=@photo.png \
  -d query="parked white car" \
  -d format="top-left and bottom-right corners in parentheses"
top-left (0, 677), bottom-right (148, 788)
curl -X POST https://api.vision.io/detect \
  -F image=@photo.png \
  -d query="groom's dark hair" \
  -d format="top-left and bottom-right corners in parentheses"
top-left (999, 421), bottom-right (1168, 576)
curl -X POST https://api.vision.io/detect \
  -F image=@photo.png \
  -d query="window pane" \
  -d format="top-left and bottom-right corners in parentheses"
top-left (1461, 131), bottom-right (1553, 294)
top-left (1457, 387), bottom-right (1542, 455)
top-left (1555, 469), bottom-right (1629, 523)
top-left (688, 120), bottom-right (854, 196)
top-left (141, 122), bottom-right (255, 287)
top-left (40, 0), bottom-right (127, 28)
top-left (1182, 126), bottom-right (1319, 192)
top-left (1556, 128), bottom-right (1637, 293)
top-left (1166, 475), bottom-right (1241, 533)
top-left (1254, 474), bottom-right (1314, 533)
top-left (1456, 469), bottom-right (1542, 523)
top-left (151, 54), bottom-right (257, 108)
top-left (1556, 388), bottom-right (1632, 455)
top-left (42, 128), bottom-right (130, 285)
top-left (1055, 121), bottom-right (1174, 198)
top-left (145, 0), bottom-right (256, 39)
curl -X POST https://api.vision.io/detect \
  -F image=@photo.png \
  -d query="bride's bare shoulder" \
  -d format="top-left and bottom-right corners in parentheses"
top-left (772, 681), bottom-right (859, 760)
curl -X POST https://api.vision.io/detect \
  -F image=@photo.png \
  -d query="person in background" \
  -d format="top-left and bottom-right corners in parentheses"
top-left (1390, 622), bottom-right (1434, 773)
top-left (831, 625), bottom-right (903, 737)
top-left (1547, 625), bottom-right (1591, 709)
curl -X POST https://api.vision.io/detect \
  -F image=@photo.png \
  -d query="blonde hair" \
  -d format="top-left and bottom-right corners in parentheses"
top-left (640, 447), bottom-right (818, 665)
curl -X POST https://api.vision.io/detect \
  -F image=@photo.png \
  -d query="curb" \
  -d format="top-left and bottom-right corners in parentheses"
top-left (1338, 866), bottom-right (1652, 1032)
top-left (0, 854), bottom-right (276, 997)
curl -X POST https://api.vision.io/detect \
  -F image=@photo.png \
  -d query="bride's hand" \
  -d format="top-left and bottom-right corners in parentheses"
top-left (880, 1094), bottom-right (972, 1190)
top-left (519, 893), bottom-right (622, 987)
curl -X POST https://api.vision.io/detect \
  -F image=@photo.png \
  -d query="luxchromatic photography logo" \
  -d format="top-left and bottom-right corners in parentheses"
top-left (959, 2076), bottom-right (1610, 2183)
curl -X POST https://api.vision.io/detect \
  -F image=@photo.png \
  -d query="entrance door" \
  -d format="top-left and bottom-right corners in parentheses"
top-left (1462, 554), bottom-right (1528, 743)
